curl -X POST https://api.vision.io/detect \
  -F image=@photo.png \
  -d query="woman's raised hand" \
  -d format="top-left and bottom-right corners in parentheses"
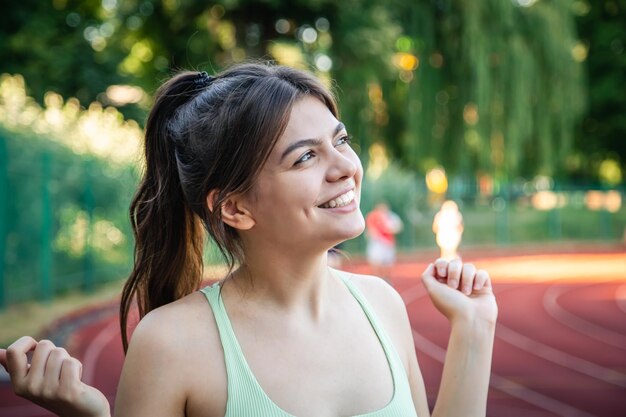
top-left (421, 258), bottom-right (498, 325)
top-left (0, 336), bottom-right (110, 417)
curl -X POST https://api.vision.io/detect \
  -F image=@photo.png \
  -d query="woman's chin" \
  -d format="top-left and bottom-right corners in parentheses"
top-left (332, 220), bottom-right (366, 244)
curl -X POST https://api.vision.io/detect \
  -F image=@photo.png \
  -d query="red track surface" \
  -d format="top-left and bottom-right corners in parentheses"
top-left (2, 246), bottom-right (625, 417)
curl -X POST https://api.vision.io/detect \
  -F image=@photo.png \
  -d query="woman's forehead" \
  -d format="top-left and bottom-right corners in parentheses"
top-left (279, 97), bottom-right (341, 144)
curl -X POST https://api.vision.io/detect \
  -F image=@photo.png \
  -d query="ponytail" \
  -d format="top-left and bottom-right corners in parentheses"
top-left (120, 73), bottom-right (208, 352)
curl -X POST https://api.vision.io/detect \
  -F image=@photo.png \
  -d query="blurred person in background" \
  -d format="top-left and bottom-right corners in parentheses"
top-left (1, 63), bottom-right (497, 417)
top-left (365, 202), bottom-right (403, 283)
top-left (432, 200), bottom-right (464, 261)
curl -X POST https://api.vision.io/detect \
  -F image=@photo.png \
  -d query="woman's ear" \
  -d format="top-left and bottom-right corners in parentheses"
top-left (206, 190), bottom-right (256, 231)
top-left (206, 190), bottom-right (220, 213)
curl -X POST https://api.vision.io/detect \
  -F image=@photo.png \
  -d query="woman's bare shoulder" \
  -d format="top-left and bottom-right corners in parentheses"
top-left (132, 287), bottom-right (218, 346)
top-left (119, 286), bottom-right (227, 417)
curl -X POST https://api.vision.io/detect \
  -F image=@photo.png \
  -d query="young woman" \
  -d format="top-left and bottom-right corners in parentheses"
top-left (0, 63), bottom-right (497, 417)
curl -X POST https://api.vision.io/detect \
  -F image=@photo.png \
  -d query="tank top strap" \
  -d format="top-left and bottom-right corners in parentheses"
top-left (332, 270), bottom-right (418, 417)
top-left (332, 270), bottom-right (407, 381)
top-left (200, 282), bottom-right (293, 416)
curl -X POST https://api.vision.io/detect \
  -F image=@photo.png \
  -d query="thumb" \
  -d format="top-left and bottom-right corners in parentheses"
top-left (422, 264), bottom-right (455, 299)
top-left (421, 264), bottom-right (438, 290)
top-left (0, 349), bottom-right (7, 372)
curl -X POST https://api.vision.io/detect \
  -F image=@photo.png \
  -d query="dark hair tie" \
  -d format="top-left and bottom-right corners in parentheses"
top-left (194, 71), bottom-right (214, 88)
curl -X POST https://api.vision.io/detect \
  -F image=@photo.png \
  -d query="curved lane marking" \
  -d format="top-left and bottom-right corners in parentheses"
top-left (616, 284), bottom-right (626, 315)
top-left (544, 284), bottom-right (626, 351)
top-left (402, 283), bottom-right (598, 417)
top-left (496, 324), bottom-right (626, 388)
top-left (82, 317), bottom-right (120, 386)
top-left (492, 280), bottom-right (626, 387)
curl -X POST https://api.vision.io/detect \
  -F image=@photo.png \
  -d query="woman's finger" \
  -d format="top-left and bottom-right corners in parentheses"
top-left (43, 348), bottom-right (69, 387)
top-left (421, 264), bottom-right (435, 288)
top-left (0, 349), bottom-right (8, 372)
top-left (473, 270), bottom-right (490, 290)
top-left (482, 269), bottom-right (493, 289)
top-left (460, 263), bottom-right (477, 295)
top-left (5, 336), bottom-right (38, 380)
top-left (59, 357), bottom-right (83, 389)
top-left (28, 340), bottom-right (55, 378)
top-left (434, 258), bottom-right (448, 279)
top-left (447, 259), bottom-right (463, 289)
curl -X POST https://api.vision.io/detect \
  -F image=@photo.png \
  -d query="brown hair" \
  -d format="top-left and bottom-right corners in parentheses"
top-left (120, 63), bottom-right (338, 351)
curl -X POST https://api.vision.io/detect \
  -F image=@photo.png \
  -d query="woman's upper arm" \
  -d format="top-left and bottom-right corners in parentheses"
top-left (113, 310), bottom-right (188, 417)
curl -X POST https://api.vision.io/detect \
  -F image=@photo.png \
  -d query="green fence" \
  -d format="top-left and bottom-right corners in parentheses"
top-left (0, 129), bottom-right (137, 308)
top-left (345, 168), bottom-right (626, 253)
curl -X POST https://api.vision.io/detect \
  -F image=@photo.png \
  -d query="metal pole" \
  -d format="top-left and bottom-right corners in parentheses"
top-left (496, 180), bottom-right (510, 245)
top-left (83, 159), bottom-right (94, 292)
top-left (40, 152), bottom-right (52, 303)
top-left (0, 133), bottom-right (7, 309)
top-left (549, 181), bottom-right (562, 239)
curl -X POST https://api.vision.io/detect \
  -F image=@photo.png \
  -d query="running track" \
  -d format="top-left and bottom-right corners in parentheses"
top-left (1, 245), bottom-right (625, 416)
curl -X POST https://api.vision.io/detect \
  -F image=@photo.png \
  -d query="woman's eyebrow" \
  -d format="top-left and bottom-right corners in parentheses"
top-left (279, 122), bottom-right (346, 162)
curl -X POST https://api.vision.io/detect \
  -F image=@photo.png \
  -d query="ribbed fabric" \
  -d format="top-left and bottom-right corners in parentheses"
top-left (200, 271), bottom-right (418, 417)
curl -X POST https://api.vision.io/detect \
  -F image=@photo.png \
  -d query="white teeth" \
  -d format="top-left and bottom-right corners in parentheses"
top-left (320, 190), bottom-right (355, 209)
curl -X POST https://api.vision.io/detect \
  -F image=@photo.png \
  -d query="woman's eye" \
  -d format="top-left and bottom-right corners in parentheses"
top-left (336, 135), bottom-right (352, 146)
top-left (295, 151), bottom-right (314, 165)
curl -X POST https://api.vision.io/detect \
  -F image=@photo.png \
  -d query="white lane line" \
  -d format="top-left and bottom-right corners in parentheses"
top-left (544, 285), bottom-right (626, 350)
top-left (488, 373), bottom-right (596, 417)
top-left (411, 328), bottom-right (597, 417)
top-left (497, 324), bottom-right (626, 388)
top-left (493, 278), bottom-right (626, 384)
top-left (81, 318), bottom-right (120, 385)
top-left (402, 283), bottom-right (598, 417)
top-left (616, 284), bottom-right (626, 315)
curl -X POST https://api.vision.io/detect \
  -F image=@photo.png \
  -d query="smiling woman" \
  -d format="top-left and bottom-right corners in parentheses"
top-left (0, 63), bottom-right (497, 417)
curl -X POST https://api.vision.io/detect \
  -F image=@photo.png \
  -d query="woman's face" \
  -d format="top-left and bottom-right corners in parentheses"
top-left (242, 96), bottom-right (365, 251)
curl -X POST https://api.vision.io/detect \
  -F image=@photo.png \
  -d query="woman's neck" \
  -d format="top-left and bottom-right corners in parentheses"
top-left (227, 249), bottom-right (338, 321)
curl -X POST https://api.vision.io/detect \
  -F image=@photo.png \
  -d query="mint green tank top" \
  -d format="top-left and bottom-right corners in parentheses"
top-left (200, 272), bottom-right (418, 417)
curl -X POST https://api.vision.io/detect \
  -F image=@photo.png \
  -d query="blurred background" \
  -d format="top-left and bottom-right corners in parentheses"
top-left (1, 1), bottom-right (626, 416)
top-left (1, 0), bottom-right (624, 311)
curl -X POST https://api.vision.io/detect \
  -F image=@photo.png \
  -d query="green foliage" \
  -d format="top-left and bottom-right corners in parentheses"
top-left (573, 0), bottom-right (626, 181)
top-left (0, 0), bottom-right (122, 105)
top-left (0, 74), bottom-right (140, 307)
top-left (0, 127), bottom-right (137, 305)
top-left (395, 1), bottom-right (586, 179)
top-left (0, 1), bottom-right (623, 307)
top-left (0, 0), bottom-right (622, 181)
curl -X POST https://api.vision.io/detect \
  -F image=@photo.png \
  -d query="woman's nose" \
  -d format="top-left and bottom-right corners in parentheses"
top-left (326, 148), bottom-right (359, 182)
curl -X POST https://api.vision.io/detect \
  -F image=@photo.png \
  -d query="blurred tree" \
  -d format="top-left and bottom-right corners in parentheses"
top-left (391, 0), bottom-right (586, 180)
top-left (0, 0), bottom-right (122, 105)
top-left (573, 0), bottom-right (626, 183)
top-left (0, 0), bottom-right (610, 181)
